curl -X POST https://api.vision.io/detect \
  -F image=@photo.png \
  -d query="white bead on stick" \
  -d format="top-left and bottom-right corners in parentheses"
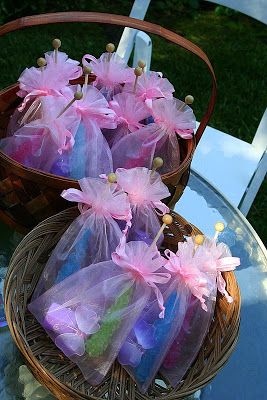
top-left (151, 157), bottom-right (164, 176)
top-left (213, 221), bottom-right (225, 241)
top-left (106, 43), bottom-right (115, 61)
top-left (138, 59), bottom-right (146, 73)
top-left (107, 172), bottom-right (117, 185)
top-left (52, 38), bottom-right (61, 64)
top-left (57, 91), bottom-right (83, 118)
top-left (83, 66), bottom-right (92, 91)
top-left (151, 214), bottom-right (173, 248)
top-left (133, 66), bottom-right (143, 92)
top-left (37, 57), bottom-right (47, 73)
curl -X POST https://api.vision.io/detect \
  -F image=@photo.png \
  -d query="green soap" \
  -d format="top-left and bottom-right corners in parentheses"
top-left (85, 287), bottom-right (133, 357)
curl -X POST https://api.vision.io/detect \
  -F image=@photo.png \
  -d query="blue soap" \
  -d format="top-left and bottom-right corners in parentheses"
top-left (135, 291), bottom-right (178, 383)
top-left (55, 229), bottom-right (91, 284)
top-left (69, 123), bottom-right (87, 179)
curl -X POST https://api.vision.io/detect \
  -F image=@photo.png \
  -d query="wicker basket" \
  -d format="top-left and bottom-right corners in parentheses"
top-left (0, 12), bottom-right (217, 233)
top-left (4, 208), bottom-right (240, 400)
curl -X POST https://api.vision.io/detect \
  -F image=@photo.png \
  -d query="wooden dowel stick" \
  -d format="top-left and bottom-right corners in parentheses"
top-left (57, 92), bottom-right (83, 119)
top-left (133, 66), bottom-right (143, 92)
top-left (52, 38), bottom-right (61, 64)
top-left (151, 214), bottom-right (173, 248)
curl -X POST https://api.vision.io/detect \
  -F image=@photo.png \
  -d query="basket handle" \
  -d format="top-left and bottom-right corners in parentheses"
top-left (0, 12), bottom-right (217, 145)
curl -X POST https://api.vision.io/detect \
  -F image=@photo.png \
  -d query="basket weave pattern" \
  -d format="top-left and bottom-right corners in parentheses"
top-left (4, 208), bottom-right (240, 400)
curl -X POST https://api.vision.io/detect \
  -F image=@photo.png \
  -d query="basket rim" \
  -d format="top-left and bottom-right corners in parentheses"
top-left (0, 84), bottom-right (195, 189)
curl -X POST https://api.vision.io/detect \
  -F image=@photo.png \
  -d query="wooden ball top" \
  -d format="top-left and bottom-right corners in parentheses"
top-left (152, 157), bottom-right (164, 169)
top-left (74, 92), bottom-right (83, 101)
top-left (134, 66), bottom-right (143, 77)
top-left (162, 214), bottom-right (173, 225)
top-left (185, 95), bottom-right (194, 105)
top-left (215, 222), bottom-right (225, 232)
top-left (52, 38), bottom-right (61, 49)
top-left (83, 66), bottom-right (92, 75)
top-left (194, 234), bottom-right (204, 246)
top-left (106, 43), bottom-right (115, 53)
top-left (107, 173), bottom-right (117, 184)
top-left (138, 60), bottom-right (146, 69)
top-left (37, 57), bottom-right (47, 67)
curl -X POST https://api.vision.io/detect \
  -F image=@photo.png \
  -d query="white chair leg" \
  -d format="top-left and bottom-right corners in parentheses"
top-left (239, 151), bottom-right (267, 216)
top-left (132, 31), bottom-right (152, 71)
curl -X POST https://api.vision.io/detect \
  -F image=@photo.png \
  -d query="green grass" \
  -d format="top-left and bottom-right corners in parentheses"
top-left (0, 3), bottom-right (266, 244)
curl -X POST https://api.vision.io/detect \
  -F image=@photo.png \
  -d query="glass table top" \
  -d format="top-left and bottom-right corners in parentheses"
top-left (175, 171), bottom-right (267, 400)
top-left (0, 170), bottom-right (266, 400)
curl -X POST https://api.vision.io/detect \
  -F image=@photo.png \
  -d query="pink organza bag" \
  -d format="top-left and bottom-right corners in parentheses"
top-left (104, 92), bottom-right (150, 147)
top-left (112, 97), bottom-right (196, 174)
top-left (7, 50), bottom-right (82, 134)
top-left (0, 95), bottom-right (79, 174)
top-left (160, 236), bottom-right (240, 387)
top-left (117, 276), bottom-right (190, 393)
top-left (82, 52), bottom-right (134, 100)
top-left (123, 71), bottom-right (175, 109)
top-left (62, 84), bottom-right (117, 178)
top-left (33, 177), bottom-right (131, 299)
top-left (28, 238), bottom-right (170, 386)
top-left (115, 167), bottom-right (170, 245)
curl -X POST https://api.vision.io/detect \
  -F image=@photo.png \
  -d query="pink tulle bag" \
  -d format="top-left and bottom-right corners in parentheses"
top-left (32, 177), bottom-right (132, 299)
top-left (115, 167), bottom-right (170, 244)
top-left (117, 275), bottom-right (190, 393)
top-left (8, 50), bottom-right (82, 134)
top-left (123, 71), bottom-right (175, 109)
top-left (112, 97), bottom-right (196, 174)
top-left (0, 95), bottom-right (78, 174)
top-left (28, 238), bottom-right (170, 386)
top-left (160, 236), bottom-right (240, 387)
top-left (62, 84), bottom-right (117, 178)
top-left (104, 92), bottom-right (150, 147)
top-left (82, 52), bottom-right (134, 100)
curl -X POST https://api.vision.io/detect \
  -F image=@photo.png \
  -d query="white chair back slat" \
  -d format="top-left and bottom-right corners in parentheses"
top-left (116, 0), bottom-right (151, 63)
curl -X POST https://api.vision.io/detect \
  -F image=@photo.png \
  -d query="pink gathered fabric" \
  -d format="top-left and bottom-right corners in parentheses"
top-left (123, 71), bottom-right (175, 109)
top-left (82, 52), bottom-right (134, 99)
top-left (63, 84), bottom-right (116, 129)
top-left (112, 97), bottom-right (196, 173)
top-left (112, 235), bottom-right (170, 318)
top-left (164, 248), bottom-right (211, 311)
top-left (106, 93), bottom-right (150, 147)
top-left (32, 177), bottom-right (132, 300)
top-left (115, 167), bottom-right (170, 245)
top-left (62, 84), bottom-right (116, 178)
top-left (115, 167), bottom-right (170, 214)
top-left (17, 50), bottom-right (82, 111)
top-left (197, 238), bottom-right (240, 303)
top-left (62, 177), bottom-right (132, 224)
top-left (0, 95), bottom-right (78, 171)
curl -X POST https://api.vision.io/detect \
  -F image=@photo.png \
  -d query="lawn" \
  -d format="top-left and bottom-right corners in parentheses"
top-left (0, 1), bottom-right (266, 243)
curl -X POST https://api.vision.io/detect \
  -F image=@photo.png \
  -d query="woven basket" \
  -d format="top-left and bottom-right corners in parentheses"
top-left (0, 12), bottom-right (217, 233)
top-left (4, 208), bottom-right (240, 400)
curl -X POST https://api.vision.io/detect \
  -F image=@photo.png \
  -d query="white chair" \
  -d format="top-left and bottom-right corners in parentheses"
top-left (117, 0), bottom-right (267, 216)
top-left (116, 0), bottom-right (152, 72)
top-left (191, 0), bottom-right (267, 215)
